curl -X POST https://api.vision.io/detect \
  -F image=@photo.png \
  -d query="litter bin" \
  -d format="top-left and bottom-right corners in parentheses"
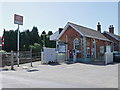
top-left (113, 52), bottom-right (120, 62)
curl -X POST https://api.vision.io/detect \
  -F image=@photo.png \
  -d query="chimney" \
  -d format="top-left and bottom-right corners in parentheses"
top-left (59, 28), bottom-right (63, 34)
top-left (109, 25), bottom-right (114, 34)
top-left (97, 22), bottom-right (101, 33)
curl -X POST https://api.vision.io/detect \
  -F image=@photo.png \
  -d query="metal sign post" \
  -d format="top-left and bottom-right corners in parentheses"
top-left (17, 24), bottom-right (19, 67)
top-left (14, 14), bottom-right (23, 67)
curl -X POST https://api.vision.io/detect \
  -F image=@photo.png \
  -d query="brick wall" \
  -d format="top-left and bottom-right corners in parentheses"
top-left (103, 33), bottom-right (119, 51)
top-left (60, 26), bottom-right (82, 58)
top-left (86, 38), bottom-right (108, 58)
top-left (60, 26), bottom-right (111, 58)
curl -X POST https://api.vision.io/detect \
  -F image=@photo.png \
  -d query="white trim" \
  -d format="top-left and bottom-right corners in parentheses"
top-left (57, 23), bottom-right (84, 40)
top-left (57, 22), bottom-right (111, 42)
top-left (57, 24), bottom-right (69, 40)
top-left (73, 38), bottom-right (79, 49)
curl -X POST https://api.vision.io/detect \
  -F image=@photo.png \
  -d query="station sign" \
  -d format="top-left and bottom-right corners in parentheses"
top-left (14, 14), bottom-right (23, 25)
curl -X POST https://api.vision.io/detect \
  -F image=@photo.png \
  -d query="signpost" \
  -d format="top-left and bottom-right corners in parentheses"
top-left (14, 14), bottom-right (23, 67)
top-left (14, 14), bottom-right (23, 25)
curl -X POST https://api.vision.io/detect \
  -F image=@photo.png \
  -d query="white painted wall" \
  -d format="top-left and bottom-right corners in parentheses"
top-left (41, 47), bottom-right (67, 64)
top-left (41, 47), bottom-right (57, 64)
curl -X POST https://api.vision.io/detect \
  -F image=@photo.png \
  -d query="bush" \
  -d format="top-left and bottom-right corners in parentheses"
top-left (29, 43), bottom-right (41, 52)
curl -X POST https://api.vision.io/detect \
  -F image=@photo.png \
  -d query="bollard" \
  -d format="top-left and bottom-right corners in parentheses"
top-left (11, 50), bottom-right (14, 70)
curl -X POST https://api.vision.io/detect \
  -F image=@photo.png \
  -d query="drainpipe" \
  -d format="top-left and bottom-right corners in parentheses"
top-left (66, 34), bottom-right (68, 61)
top-left (83, 36), bottom-right (87, 59)
top-left (93, 39), bottom-right (96, 59)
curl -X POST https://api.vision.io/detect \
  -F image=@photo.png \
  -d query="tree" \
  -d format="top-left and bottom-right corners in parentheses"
top-left (31, 26), bottom-right (40, 45)
top-left (20, 29), bottom-right (31, 51)
top-left (2, 27), bottom-right (55, 52)
top-left (42, 30), bottom-right (46, 35)
top-left (48, 31), bottom-right (53, 36)
top-left (2, 29), bottom-right (17, 52)
top-left (40, 30), bottom-right (56, 48)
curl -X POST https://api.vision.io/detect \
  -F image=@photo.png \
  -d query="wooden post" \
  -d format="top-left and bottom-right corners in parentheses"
top-left (30, 48), bottom-right (33, 67)
top-left (0, 53), bottom-right (2, 67)
top-left (11, 50), bottom-right (14, 70)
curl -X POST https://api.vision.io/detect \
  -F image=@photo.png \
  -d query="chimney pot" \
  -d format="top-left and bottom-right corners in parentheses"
top-left (97, 22), bottom-right (101, 33)
top-left (59, 28), bottom-right (63, 34)
top-left (109, 25), bottom-right (114, 34)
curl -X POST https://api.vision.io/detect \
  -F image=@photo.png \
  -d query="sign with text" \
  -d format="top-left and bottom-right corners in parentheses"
top-left (14, 14), bottom-right (23, 25)
top-left (58, 45), bottom-right (66, 53)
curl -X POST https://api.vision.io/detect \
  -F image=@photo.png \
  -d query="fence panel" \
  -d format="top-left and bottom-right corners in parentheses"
top-left (1, 51), bottom-right (41, 67)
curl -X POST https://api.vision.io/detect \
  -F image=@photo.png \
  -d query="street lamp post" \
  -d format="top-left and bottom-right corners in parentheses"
top-left (42, 34), bottom-right (45, 47)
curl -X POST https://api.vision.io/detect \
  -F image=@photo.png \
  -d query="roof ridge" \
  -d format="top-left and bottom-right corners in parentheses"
top-left (68, 22), bottom-right (98, 33)
top-left (67, 22), bottom-right (110, 41)
top-left (104, 31), bottom-right (120, 37)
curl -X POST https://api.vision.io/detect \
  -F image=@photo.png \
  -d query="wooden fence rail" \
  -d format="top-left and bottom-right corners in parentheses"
top-left (1, 51), bottom-right (41, 68)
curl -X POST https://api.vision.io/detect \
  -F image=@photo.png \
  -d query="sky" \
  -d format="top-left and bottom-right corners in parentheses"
top-left (0, 2), bottom-right (118, 36)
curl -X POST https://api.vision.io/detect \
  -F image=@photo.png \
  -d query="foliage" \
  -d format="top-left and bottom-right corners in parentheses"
top-left (48, 31), bottom-right (53, 36)
top-left (0, 50), bottom-right (6, 53)
top-left (2, 27), bottom-right (56, 52)
top-left (29, 43), bottom-right (41, 52)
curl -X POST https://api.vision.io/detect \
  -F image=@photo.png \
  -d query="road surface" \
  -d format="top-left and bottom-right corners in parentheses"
top-left (1, 61), bottom-right (118, 88)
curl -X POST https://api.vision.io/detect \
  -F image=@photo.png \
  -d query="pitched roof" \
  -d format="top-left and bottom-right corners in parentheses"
top-left (58, 22), bottom-right (110, 41)
top-left (103, 31), bottom-right (120, 41)
top-left (50, 31), bottom-right (59, 40)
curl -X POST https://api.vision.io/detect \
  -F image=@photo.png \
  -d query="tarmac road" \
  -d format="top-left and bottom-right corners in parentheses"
top-left (1, 61), bottom-right (119, 88)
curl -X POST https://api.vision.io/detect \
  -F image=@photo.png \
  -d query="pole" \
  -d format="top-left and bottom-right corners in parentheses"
top-left (17, 24), bottom-right (20, 67)
top-left (66, 34), bottom-right (68, 61)
top-left (43, 34), bottom-right (45, 47)
top-left (11, 50), bottom-right (14, 70)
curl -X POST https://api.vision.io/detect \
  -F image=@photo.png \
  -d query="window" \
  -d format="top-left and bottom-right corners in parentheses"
top-left (74, 38), bottom-right (80, 50)
top-left (100, 46), bottom-right (104, 54)
top-left (87, 47), bottom-right (91, 57)
top-left (58, 45), bottom-right (66, 53)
